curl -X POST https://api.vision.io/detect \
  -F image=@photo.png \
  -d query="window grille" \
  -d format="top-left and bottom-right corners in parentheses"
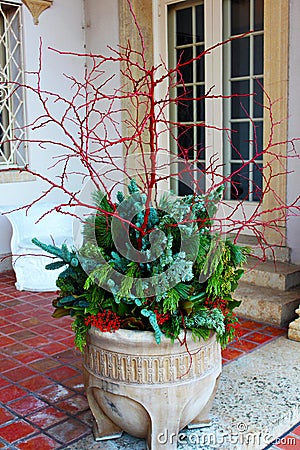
top-left (168, 1), bottom-right (205, 196)
top-left (168, 0), bottom-right (264, 201)
top-left (223, 0), bottom-right (264, 201)
top-left (0, 1), bottom-right (27, 168)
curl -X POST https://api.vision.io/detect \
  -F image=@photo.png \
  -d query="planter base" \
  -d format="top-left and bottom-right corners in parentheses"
top-left (84, 328), bottom-right (222, 450)
top-left (92, 415), bottom-right (123, 441)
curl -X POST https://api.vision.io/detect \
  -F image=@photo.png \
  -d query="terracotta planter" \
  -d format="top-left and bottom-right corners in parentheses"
top-left (83, 327), bottom-right (222, 450)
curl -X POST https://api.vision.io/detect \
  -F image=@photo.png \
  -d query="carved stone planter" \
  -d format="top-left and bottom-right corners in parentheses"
top-left (83, 327), bottom-right (222, 450)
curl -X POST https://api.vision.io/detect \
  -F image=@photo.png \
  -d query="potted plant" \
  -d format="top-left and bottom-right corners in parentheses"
top-left (32, 176), bottom-right (249, 449)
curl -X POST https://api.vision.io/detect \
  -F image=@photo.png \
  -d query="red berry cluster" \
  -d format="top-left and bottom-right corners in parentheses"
top-left (225, 320), bottom-right (241, 335)
top-left (204, 297), bottom-right (240, 341)
top-left (154, 309), bottom-right (170, 325)
top-left (84, 310), bottom-right (121, 332)
top-left (204, 297), bottom-right (229, 315)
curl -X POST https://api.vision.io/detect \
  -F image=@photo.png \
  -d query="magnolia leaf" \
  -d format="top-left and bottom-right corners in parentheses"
top-left (227, 299), bottom-right (242, 310)
top-left (121, 317), bottom-right (145, 329)
top-left (189, 291), bottom-right (207, 302)
top-left (52, 307), bottom-right (70, 318)
top-left (180, 300), bottom-right (194, 316)
top-left (57, 295), bottom-right (76, 306)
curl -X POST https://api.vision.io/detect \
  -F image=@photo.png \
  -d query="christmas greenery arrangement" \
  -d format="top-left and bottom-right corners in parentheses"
top-left (33, 179), bottom-right (249, 352)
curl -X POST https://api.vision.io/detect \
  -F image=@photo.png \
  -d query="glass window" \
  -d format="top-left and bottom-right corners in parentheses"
top-left (224, 0), bottom-right (264, 201)
top-left (169, 1), bottom-right (205, 195)
top-left (168, 0), bottom-right (264, 202)
top-left (0, 1), bottom-right (27, 170)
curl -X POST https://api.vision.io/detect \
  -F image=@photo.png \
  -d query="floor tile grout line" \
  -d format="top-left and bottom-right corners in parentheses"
top-left (222, 333), bottom-right (287, 365)
top-left (0, 400), bottom-right (91, 448)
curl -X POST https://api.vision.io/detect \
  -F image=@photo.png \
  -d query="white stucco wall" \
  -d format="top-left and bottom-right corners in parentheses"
top-left (85, 0), bottom-right (119, 53)
top-left (287, 0), bottom-right (300, 264)
top-left (0, 0), bottom-right (122, 267)
top-left (0, 1), bottom-right (86, 258)
top-left (84, 0), bottom-right (123, 193)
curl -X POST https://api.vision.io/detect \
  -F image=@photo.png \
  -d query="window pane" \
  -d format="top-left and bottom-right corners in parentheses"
top-left (254, 35), bottom-right (263, 75)
top-left (231, 37), bottom-right (250, 77)
top-left (178, 125), bottom-right (194, 160)
top-left (231, 0), bottom-right (250, 35)
top-left (253, 163), bottom-right (263, 201)
top-left (231, 122), bottom-right (249, 159)
top-left (253, 121), bottom-right (263, 156)
top-left (196, 4), bottom-right (204, 42)
top-left (253, 80), bottom-right (263, 118)
top-left (196, 126), bottom-right (205, 160)
top-left (177, 161), bottom-right (194, 195)
top-left (231, 163), bottom-right (249, 200)
top-left (231, 80), bottom-right (250, 118)
top-left (177, 87), bottom-right (193, 122)
top-left (254, 0), bottom-right (264, 31)
top-left (176, 8), bottom-right (192, 46)
top-left (177, 47), bottom-right (193, 83)
top-left (197, 162), bottom-right (205, 193)
top-left (196, 85), bottom-right (205, 122)
top-left (196, 45), bottom-right (205, 82)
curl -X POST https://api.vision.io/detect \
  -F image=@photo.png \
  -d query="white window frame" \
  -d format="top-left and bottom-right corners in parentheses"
top-left (153, 0), bottom-right (224, 193)
top-left (0, 0), bottom-right (27, 172)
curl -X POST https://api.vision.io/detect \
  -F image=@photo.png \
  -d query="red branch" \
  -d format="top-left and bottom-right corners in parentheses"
top-left (1, 1), bottom-right (299, 263)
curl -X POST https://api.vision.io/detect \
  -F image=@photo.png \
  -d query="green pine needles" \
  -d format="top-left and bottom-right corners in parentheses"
top-left (33, 180), bottom-right (250, 351)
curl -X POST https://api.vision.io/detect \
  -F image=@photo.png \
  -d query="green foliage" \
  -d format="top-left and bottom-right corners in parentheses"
top-left (72, 316), bottom-right (88, 352)
top-left (117, 262), bottom-right (140, 300)
top-left (162, 288), bottom-right (180, 314)
top-left (83, 192), bottom-right (114, 253)
top-left (34, 181), bottom-right (249, 351)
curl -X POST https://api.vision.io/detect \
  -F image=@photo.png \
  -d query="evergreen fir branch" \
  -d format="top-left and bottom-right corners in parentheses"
top-left (84, 284), bottom-right (105, 314)
top-left (226, 239), bottom-right (250, 267)
top-left (72, 316), bottom-right (88, 352)
top-left (201, 235), bottom-right (224, 281)
top-left (32, 237), bottom-right (63, 259)
top-left (116, 262), bottom-right (139, 300)
top-left (173, 282), bottom-right (192, 299)
top-left (61, 244), bottom-right (71, 263)
top-left (85, 264), bottom-right (112, 290)
top-left (91, 191), bottom-right (114, 213)
top-left (190, 327), bottom-right (210, 342)
top-left (45, 261), bottom-right (66, 270)
top-left (163, 288), bottom-right (180, 314)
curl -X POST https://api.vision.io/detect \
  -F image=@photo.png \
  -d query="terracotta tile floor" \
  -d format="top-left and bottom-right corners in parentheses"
top-left (0, 271), bottom-right (296, 449)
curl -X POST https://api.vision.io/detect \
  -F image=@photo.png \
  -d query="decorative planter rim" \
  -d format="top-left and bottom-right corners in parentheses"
top-left (87, 326), bottom-right (217, 357)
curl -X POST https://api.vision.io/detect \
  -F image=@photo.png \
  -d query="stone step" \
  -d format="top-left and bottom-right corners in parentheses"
top-left (242, 257), bottom-right (300, 291)
top-left (235, 281), bottom-right (300, 327)
top-left (228, 233), bottom-right (291, 263)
